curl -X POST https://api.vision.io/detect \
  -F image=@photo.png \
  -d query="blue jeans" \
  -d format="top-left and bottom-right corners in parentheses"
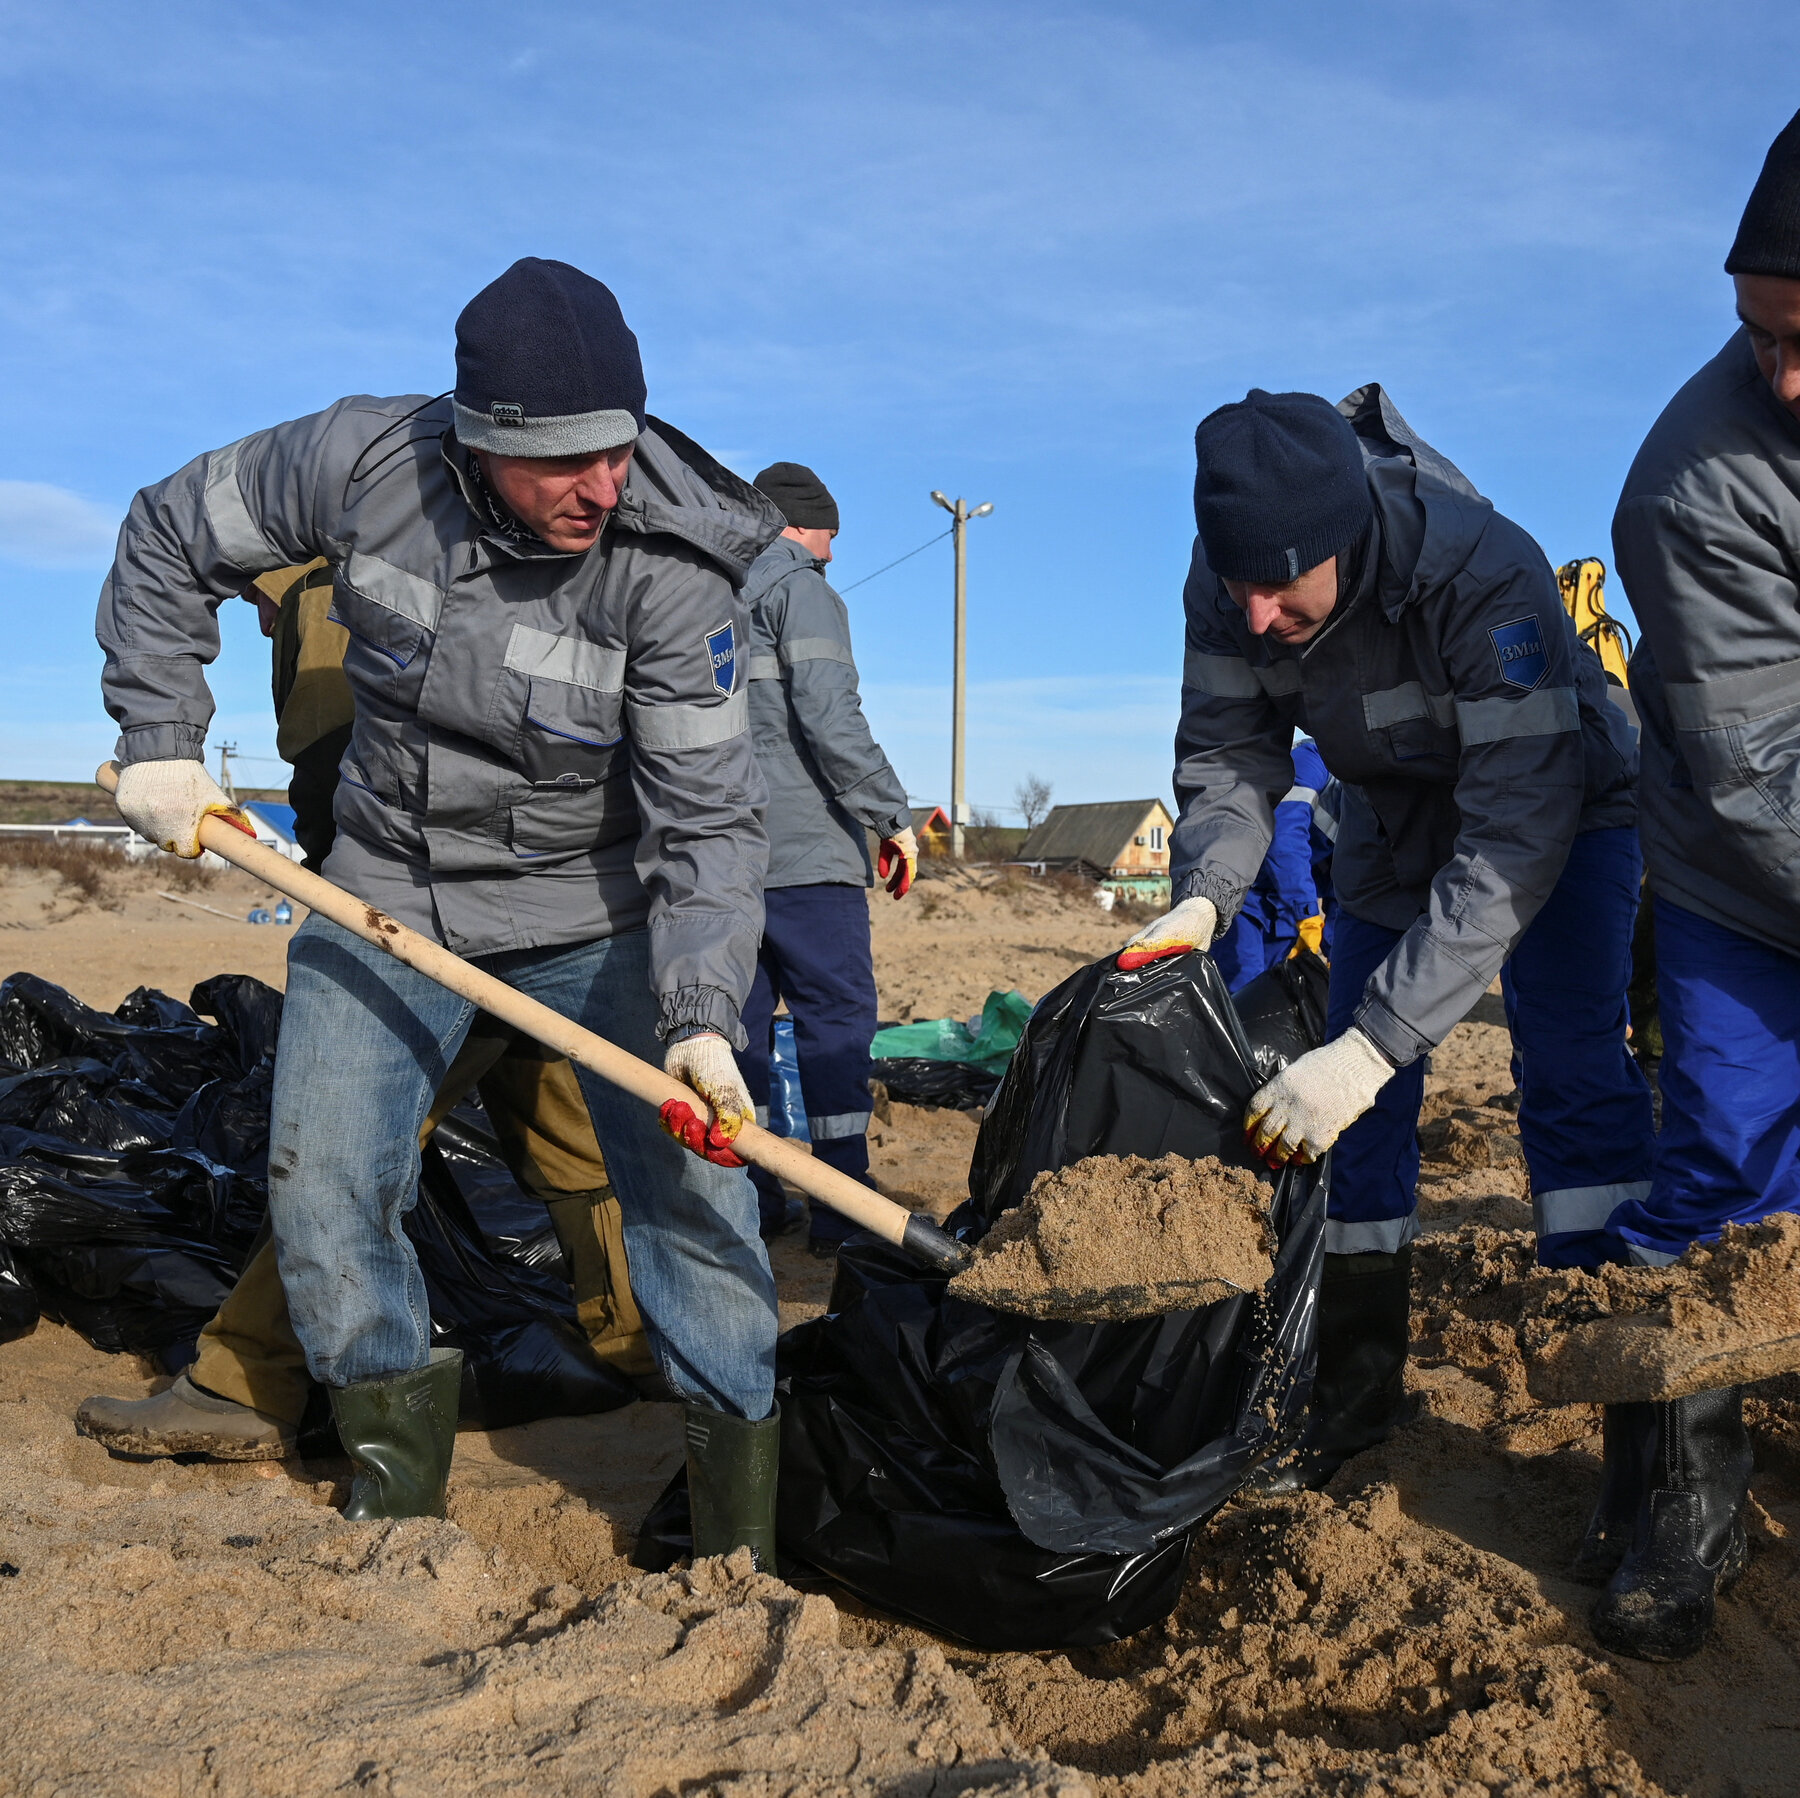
top-left (738, 884), bottom-right (880, 1246)
top-left (1605, 899), bottom-right (1800, 1264)
top-left (1324, 826), bottom-right (1654, 1266)
top-left (266, 915), bottom-right (777, 1415)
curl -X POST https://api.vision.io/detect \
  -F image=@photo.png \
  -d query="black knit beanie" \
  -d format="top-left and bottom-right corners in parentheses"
top-left (1726, 108), bottom-right (1800, 279)
top-left (1193, 390), bottom-right (1372, 585)
top-left (753, 462), bottom-right (839, 532)
top-left (453, 258), bottom-right (646, 457)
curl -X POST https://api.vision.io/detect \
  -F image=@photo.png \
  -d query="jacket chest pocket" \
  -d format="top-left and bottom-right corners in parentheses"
top-left (517, 676), bottom-right (625, 785)
top-left (328, 557), bottom-right (441, 705)
top-left (1362, 683), bottom-right (1460, 772)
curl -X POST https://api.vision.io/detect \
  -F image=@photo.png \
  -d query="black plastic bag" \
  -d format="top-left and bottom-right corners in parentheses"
top-left (640, 949), bottom-right (1328, 1650)
top-left (868, 1057), bottom-right (999, 1112)
top-left (0, 1231), bottom-right (38, 1343)
top-left (409, 1143), bottom-right (635, 1426)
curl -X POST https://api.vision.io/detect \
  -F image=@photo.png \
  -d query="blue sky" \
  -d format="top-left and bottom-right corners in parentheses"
top-left (1, 1), bottom-right (1793, 817)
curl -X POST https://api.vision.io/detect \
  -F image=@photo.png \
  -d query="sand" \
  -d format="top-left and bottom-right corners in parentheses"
top-left (1519, 1214), bottom-right (1800, 1405)
top-left (7, 884), bottom-right (1800, 1796)
top-left (949, 1154), bottom-right (1275, 1321)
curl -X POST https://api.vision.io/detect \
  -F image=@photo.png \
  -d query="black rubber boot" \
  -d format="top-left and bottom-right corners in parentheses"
top-left (685, 1401), bottom-right (780, 1570)
top-left (1570, 1401), bottom-right (1658, 1585)
top-left (329, 1348), bottom-right (463, 1521)
top-left (1252, 1247), bottom-right (1412, 1493)
top-left (1591, 1385), bottom-right (1753, 1662)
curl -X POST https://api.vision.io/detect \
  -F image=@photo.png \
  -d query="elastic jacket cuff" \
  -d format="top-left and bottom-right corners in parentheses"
top-left (1175, 865), bottom-right (1247, 931)
top-left (871, 809), bottom-right (913, 840)
top-left (658, 985), bottom-right (745, 1051)
top-left (115, 725), bottom-right (208, 767)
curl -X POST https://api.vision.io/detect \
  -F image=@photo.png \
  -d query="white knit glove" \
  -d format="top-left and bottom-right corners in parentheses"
top-left (114, 759), bottom-right (255, 859)
top-left (1244, 1027), bottom-right (1396, 1167)
top-left (1118, 895), bottom-right (1218, 969)
top-left (660, 1032), bottom-right (754, 1165)
top-left (877, 826), bottom-right (918, 899)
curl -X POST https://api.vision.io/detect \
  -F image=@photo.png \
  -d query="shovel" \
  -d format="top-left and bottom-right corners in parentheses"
top-left (98, 763), bottom-right (972, 1276)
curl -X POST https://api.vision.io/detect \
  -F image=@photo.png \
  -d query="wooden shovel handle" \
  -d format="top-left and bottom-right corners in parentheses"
top-left (98, 763), bottom-right (970, 1272)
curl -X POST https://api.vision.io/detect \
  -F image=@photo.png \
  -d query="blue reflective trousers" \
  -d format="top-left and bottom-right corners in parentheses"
top-left (1324, 826), bottom-right (1654, 1267)
top-left (738, 883), bottom-right (880, 1246)
top-left (1603, 899), bottom-right (1800, 1264)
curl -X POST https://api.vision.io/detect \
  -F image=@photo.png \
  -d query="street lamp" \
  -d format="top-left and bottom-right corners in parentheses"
top-left (930, 491), bottom-right (994, 859)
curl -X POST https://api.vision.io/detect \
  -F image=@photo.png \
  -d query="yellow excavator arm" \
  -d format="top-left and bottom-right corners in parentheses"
top-left (1556, 557), bottom-right (1633, 689)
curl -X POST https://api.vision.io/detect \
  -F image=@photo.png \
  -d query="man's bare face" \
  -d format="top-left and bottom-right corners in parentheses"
top-left (1735, 273), bottom-right (1800, 423)
top-left (782, 524), bottom-right (835, 564)
top-left (477, 444), bottom-right (635, 552)
top-left (1222, 555), bottom-right (1338, 645)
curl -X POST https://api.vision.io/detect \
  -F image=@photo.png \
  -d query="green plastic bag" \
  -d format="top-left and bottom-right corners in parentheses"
top-left (870, 989), bottom-right (1033, 1077)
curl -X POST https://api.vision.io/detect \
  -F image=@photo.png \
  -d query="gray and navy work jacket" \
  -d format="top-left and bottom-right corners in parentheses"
top-left (97, 395), bottom-right (785, 1048)
top-left (741, 535), bottom-right (910, 888)
top-left (1173, 384), bottom-right (1637, 1068)
top-left (1613, 330), bottom-right (1800, 960)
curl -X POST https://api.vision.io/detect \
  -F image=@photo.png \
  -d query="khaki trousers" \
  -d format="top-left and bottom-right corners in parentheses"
top-left (191, 1017), bottom-right (650, 1423)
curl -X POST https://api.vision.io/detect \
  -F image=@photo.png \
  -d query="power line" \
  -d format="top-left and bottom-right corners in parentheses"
top-left (836, 527), bottom-right (952, 593)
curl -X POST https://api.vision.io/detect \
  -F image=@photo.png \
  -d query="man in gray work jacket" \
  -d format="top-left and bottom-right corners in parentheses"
top-left (1590, 109), bottom-right (1800, 1663)
top-left (1123, 386), bottom-right (1649, 1494)
top-left (97, 259), bottom-right (788, 1559)
top-left (738, 462), bottom-right (915, 1253)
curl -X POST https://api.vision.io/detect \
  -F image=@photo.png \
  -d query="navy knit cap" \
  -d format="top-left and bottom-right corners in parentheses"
top-left (1726, 108), bottom-right (1800, 280)
top-left (453, 258), bottom-right (646, 457)
top-left (753, 462), bottom-right (839, 532)
top-left (1193, 389), bottom-right (1372, 584)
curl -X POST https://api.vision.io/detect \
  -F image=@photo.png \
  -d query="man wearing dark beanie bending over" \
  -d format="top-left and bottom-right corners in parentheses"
top-left (1125, 388), bottom-right (1648, 1505)
top-left (96, 259), bottom-right (791, 1562)
top-left (738, 463), bottom-right (914, 1254)
top-left (1597, 108), bottom-right (1800, 1661)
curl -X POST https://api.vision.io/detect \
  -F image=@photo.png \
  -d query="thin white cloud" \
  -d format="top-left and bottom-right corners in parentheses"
top-left (0, 480), bottom-right (120, 569)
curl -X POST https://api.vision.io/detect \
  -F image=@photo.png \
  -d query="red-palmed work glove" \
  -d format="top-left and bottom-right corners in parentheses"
top-left (877, 827), bottom-right (918, 900)
top-left (660, 1032), bottom-right (752, 1167)
top-left (1117, 895), bottom-right (1217, 970)
top-left (114, 759), bottom-right (259, 859)
top-left (1244, 1027), bottom-right (1395, 1167)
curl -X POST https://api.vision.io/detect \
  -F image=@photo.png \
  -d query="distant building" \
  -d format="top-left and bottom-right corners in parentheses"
top-left (1015, 799), bottom-right (1175, 901)
top-left (909, 804), bottom-right (952, 856)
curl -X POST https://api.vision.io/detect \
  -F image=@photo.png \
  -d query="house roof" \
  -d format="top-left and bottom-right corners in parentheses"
top-left (910, 804), bottom-right (951, 832)
top-left (1016, 799), bottom-right (1170, 867)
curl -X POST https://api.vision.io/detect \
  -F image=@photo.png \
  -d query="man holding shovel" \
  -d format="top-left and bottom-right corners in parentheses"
top-left (96, 258), bottom-right (788, 1557)
top-left (1124, 386), bottom-right (1649, 1495)
top-left (1593, 109), bottom-right (1800, 1660)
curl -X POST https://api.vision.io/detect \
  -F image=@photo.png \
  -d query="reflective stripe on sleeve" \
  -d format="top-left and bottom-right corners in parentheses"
top-left (1664, 653), bottom-right (1800, 731)
top-left (203, 438), bottom-right (279, 570)
top-left (1255, 661), bottom-right (1302, 697)
top-left (1532, 1179), bottom-right (1650, 1239)
top-left (1184, 652), bottom-right (1263, 698)
top-left (746, 654), bottom-right (782, 681)
top-left (1455, 686), bottom-right (1578, 746)
top-left (1279, 783), bottom-right (1319, 808)
top-left (807, 1110), bottom-right (872, 1141)
top-left (502, 624), bottom-right (625, 692)
top-left (1324, 1214), bottom-right (1420, 1255)
top-left (783, 636), bottom-right (855, 667)
top-left (1362, 682), bottom-right (1456, 731)
top-left (342, 551), bottom-right (445, 633)
top-left (627, 685), bottom-right (750, 751)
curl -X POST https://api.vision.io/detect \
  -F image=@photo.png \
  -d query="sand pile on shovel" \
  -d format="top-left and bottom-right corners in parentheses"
top-left (949, 1153), bottom-right (1275, 1322)
top-left (1520, 1212), bottom-right (1800, 1404)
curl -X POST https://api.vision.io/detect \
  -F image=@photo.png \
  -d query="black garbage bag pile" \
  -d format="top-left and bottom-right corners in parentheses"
top-left (867, 1058), bottom-right (998, 1111)
top-left (639, 949), bottom-right (1329, 1650)
top-left (0, 971), bottom-right (633, 1425)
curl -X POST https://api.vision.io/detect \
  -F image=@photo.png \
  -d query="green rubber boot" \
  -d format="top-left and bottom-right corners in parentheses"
top-left (329, 1348), bottom-right (463, 1520)
top-left (685, 1401), bottom-right (780, 1571)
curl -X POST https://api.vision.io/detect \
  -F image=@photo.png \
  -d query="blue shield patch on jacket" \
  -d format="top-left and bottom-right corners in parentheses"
top-left (705, 622), bottom-right (736, 696)
top-left (1489, 616), bottom-right (1547, 691)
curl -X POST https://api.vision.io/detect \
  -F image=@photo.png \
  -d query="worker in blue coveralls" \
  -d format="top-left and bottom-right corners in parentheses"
top-left (1120, 386), bottom-right (1650, 1506)
top-left (1209, 737), bottom-right (1336, 992)
top-left (737, 463), bottom-right (917, 1256)
top-left (1584, 110), bottom-right (1800, 1663)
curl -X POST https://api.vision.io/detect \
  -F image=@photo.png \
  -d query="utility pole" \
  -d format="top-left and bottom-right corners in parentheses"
top-left (216, 742), bottom-right (239, 802)
top-left (929, 491), bottom-right (993, 859)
